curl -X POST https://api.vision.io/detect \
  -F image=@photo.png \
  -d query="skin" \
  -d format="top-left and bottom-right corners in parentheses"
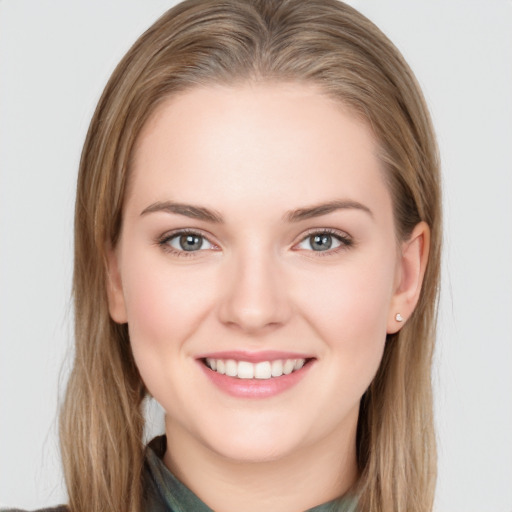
top-left (107, 83), bottom-right (429, 512)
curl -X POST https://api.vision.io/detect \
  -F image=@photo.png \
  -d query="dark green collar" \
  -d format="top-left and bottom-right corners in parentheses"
top-left (144, 436), bottom-right (357, 512)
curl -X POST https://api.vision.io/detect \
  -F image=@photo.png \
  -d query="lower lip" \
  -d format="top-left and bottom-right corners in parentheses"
top-left (198, 360), bottom-right (313, 399)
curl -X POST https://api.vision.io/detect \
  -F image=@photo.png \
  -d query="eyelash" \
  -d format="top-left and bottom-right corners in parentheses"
top-left (156, 228), bottom-right (353, 257)
top-left (156, 229), bottom-right (217, 258)
top-left (294, 228), bottom-right (353, 257)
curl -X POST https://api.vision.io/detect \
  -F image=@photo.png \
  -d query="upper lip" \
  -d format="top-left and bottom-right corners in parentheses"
top-left (195, 350), bottom-right (314, 363)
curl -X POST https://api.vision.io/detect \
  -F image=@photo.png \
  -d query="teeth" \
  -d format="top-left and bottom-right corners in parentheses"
top-left (254, 361), bottom-right (271, 379)
top-left (205, 358), bottom-right (306, 379)
top-left (225, 359), bottom-right (237, 377)
top-left (237, 361), bottom-right (254, 379)
top-left (283, 359), bottom-right (295, 375)
top-left (294, 359), bottom-right (305, 370)
top-left (271, 360), bottom-right (283, 377)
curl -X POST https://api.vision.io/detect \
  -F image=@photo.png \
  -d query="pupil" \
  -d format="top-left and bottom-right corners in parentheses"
top-left (311, 234), bottom-right (332, 251)
top-left (180, 234), bottom-right (202, 251)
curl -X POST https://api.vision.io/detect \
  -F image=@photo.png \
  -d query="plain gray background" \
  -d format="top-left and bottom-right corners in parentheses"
top-left (1, 1), bottom-right (511, 511)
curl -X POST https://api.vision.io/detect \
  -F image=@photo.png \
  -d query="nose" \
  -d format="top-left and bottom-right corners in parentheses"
top-left (217, 246), bottom-right (292, 334)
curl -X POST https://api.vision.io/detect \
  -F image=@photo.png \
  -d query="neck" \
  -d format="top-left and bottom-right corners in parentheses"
top-left (163, 417), bottom-right (359, 512)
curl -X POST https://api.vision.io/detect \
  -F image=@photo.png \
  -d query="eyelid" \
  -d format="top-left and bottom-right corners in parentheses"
top-left (292, 228), bottom-right (353, 253)
top-left (155, 227), bottom-right (353, 256)
top-left (156, 228), bottom-right (220, 256)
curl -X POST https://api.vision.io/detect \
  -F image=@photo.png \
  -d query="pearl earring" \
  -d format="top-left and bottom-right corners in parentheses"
top-left (395, 313), bottom-right (404, 322)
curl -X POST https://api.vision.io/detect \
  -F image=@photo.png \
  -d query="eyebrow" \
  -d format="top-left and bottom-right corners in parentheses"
top-left (140, 199), bottom-right (373, 223)
top-left (140, 201), bottom-right (224, 223)
top-left (284, 200), bottom-right (373, 222)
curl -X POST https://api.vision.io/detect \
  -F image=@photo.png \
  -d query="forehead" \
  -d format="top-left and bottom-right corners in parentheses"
top-left (127, 83), bottom-right (390, 218)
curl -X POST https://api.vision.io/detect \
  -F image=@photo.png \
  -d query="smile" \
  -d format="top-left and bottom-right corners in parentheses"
top-left (204, 358), bottom-right (306, 379)
top-left (198, 351), bottom-right (315, 398)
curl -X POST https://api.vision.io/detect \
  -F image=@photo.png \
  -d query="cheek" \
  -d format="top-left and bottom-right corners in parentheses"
top-left (120, 254), bottom-right (214, 365)
top-left (120, 256), bottom-right (220, 412)
top-left (297, 254), bottom-right (395, 376)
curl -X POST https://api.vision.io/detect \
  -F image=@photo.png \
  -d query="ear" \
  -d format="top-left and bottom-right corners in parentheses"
top-left (387, 221), bottom-right (430, 334)
top-left (106, 244), bottom-right (128, 324)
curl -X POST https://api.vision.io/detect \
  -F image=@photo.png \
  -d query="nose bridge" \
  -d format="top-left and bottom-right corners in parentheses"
top-left (218, 239), bottom-right (290, 333)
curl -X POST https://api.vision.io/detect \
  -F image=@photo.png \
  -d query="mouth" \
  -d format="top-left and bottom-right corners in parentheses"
top-left (202, 357), bottom-right (311, 380)
top-left (197, 351), bottom-right (315, 398)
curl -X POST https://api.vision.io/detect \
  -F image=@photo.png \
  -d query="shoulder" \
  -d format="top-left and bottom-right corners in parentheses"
top-left (1, 507), bottom-right (68, 512)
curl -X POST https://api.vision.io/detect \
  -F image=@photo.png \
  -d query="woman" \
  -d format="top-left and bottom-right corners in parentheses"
top-left (6, 0), bottom-right (441, 511)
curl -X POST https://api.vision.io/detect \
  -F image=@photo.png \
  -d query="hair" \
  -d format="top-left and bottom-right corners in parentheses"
top-left (59, 1), bottom-right (441, 511)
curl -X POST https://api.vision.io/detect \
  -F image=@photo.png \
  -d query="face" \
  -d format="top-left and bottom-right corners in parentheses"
top-left (107, 83), bottom-right (424, 466)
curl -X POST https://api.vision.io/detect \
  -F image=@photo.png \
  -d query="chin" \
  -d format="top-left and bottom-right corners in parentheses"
top-left (207, 434), bottom-right (300, 464)
top-left (198, 412), bottom-right (319, 464)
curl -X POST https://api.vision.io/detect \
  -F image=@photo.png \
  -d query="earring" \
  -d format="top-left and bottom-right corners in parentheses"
top-left (395, 313), bottom-right (404, 322)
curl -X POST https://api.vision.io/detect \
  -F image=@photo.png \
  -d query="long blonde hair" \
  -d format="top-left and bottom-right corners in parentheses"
top-left (60, 1), bottom-right (441, 511)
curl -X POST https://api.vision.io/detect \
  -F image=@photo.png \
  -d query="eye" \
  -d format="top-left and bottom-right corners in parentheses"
top-left (296, 230), bottom-right (352, 252)
top-left (160, 231), bottom-right (215, 253)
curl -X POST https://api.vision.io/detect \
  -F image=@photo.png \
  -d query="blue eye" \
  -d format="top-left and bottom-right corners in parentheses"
top-left (297, 231), bottom-right (351, 252)
top-left (164, 232), bottom-right (214, 252)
